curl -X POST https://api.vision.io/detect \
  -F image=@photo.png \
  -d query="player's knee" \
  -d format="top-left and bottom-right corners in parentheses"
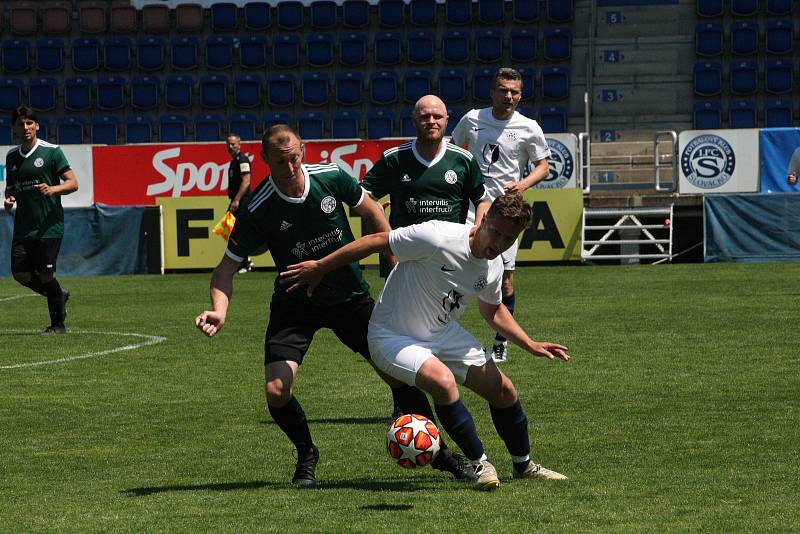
top-left (417, 367), bottom-right (458, 404)
top-left (37, 272), bottom-right (54, 284)
top-left (264, 379), bottom-right (292, 406)
top-left (492, 378), bottom-right (519, 407)
top-left (12, 271), bottom-right (31, 285)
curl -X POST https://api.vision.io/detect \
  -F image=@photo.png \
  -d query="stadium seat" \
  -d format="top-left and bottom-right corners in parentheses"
top-left (403, 70), bottom-right (432, 104)
top-left (211, 2), bottom-right (238, 32)
top-left (339, 33), bottom-right (368, 67)
top-left (411, 0), bottom-right (437, 26)
top-left (767, 0), bottom-right (793, 15)
top-left (125, 115), bottom-right (154, 144)
top-left (335, 71), bottom-right (364, 106)
top-left (194, 113), bottom-right (224, 142)
top-left (72, 38), bottom-right (101, 72)
top-left (446, 108), bottom-right (464, 135)
top-left (267, 73), bottom-right (296, 107)
top-left (693, 101), bottom-right (722, 130)
top-left (539, 106), bottom-right (568, 133)
top-left (693, 62), bottom-right (722, 96)
top-left (0, 78), bottom-right (24, 111)
top-left (764, 99), bottom-right (793, 127)
top-left (131, 75), bottom-right (160, 110)
top-left (366, 109), bottom-right (395, 139)
top-left (91, 115), bottom-right (119, 145)
top-left (0, 117), bottom-right (12, 145)
top-left (730, 21), bottom-right (758, 56)
top-left (170, 36), bottom-right (199, 71)
top-left (443, 30), bottom-right (470, 64)
top-left (370, 70), bottom-right (399, 105)
top-left (476, 29), bottom-right (503, 63)
top-left (546, 0), bottom-right (573, 22)
top-left (731, 0), bottom-right (757, 17)
top-left (765, 20), bottom-right (793, 55)
top-left (239, 35), bottom-right (268, 70)
top-left (37, 117), bottom-right (51, 142)
top-left (472, 68), bottom-right (495, 102)
top-left (697, 0), bottom-right (723, 17)
top-left (696, 23), bottom-right (723, 57)
top-left (378, 0), bottom-right (405, 28)
top-left (9, 1), bottom-right (37, 36)
top-left (35, 38), bottom-right (62, 73)
top-left (3, 39), bottom-right (31, 73)
top-left (263, 112), bottom-right (292, 130)
top-left (244, 2), bottom-right (271, 31)
top-left (42, 1), bottom-right (71, 35)
top-left (175, 3), bottom-right (204, 33)
top-left (297, 111), bottom-right (326, 140)
top-left (141, 4), bottom-right (170, 34)
top-left (541, 66), bottom-right (571, 100)
top-left (199, 74), bottom-right (228, 109)
top-left (728, 100), bottom-right (757, 129)
top-left (439, 69), bottom-right (467, 103)
top-left (234, 73), bottom-right (263, 108)
top-left (374, 32), bottom-right (403, 66)
top-left (518, 67), bottom-right (535, 101)
top-left (110, 0), bottom-right (137, 34)
top-left (511, 28), bottom-right (538, 63)
top-left (57, 116), bottom-right (85, 144)
top-left (64, 76), bottom-right (93, 111)
top-left (306, 33), bottom-right (335, 68)
top-left (519, 106), bottom-right (535, 121)
top-left (543, 28), bottom-right (572, 62)
top-left (29, 77), bottom-right (58, 112)
top-left (206, 35), bottom-right (235, 70)
top-left (302, 72), bottom-right (330, 107)
top-left (277, 1), bottom-right (304, 30)
top-left (730, 60), bottom-right (758, 95)
top-left (331, 110), bottom-right (361, 138)
top-left (343, 0), bottom-right (370, 28)
top-left (408, 31), bottom-right (435, 65)
top-left (104, 37), bottom-right (133, 71)
top-left (164, 75), bottom-right (194, 109)
top-left (765, 60), bottom-right (793, 94)
top-left (513, 0), bottom-right (539, 23)
top-left (445, 0), bottom-right (472, 25)
top-left (136, 37), bottom-right (166, 71)
top-left (159, 114), bottom-right (189, 143)
top-left (272, 34), bottom-right (300, 69)
top-left (311, 1), bottom-right (338, 29)
top-left (97, 75), bottom-right (126, 111)
top-left (478, 0), bottom-right (505, 24)
top-left (228, 112), bottom-right (258, 141)
top-left (400, 109), bottom-right (415, 137)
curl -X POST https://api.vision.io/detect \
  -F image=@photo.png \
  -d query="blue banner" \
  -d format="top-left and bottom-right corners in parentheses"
top-left (759, 127), bottom-right (800, 193)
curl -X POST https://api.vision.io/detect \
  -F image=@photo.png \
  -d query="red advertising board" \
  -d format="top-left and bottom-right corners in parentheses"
top-left (93, 140), bottom-right (407, 205)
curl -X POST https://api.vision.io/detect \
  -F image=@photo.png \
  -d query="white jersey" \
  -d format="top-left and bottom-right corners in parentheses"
top-left (451, 107), bottom-right (551, 202)
top-left (369, 220), bottom-right (503, 341)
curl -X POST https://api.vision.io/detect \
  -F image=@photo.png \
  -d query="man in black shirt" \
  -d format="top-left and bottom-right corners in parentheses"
top-left (226, 133), bottom-right (253, 272)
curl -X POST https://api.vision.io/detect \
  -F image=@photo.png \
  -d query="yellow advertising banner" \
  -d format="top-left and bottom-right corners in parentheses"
top-left (517, 188), bottom-right (583, 261)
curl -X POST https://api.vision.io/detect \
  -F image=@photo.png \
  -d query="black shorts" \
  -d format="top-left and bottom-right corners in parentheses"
top-left (11, 238), bottom-right (62, 275)
top-left (264, 295), bottom-right (374, 366)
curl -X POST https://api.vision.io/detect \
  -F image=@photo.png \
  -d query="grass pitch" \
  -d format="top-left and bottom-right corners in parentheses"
top-left (1, 262), bottom-right (798, 532)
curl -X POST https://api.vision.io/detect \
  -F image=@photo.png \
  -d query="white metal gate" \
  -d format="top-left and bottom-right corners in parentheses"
top-left (582, 206), bottom-right (674, 263)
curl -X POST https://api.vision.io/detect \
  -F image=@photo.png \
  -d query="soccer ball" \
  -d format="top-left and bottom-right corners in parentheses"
top-left (386, 413), bottom-right (441, 469)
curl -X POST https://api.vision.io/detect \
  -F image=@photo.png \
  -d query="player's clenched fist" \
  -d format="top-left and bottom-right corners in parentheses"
top-left (195, 311), bottom-right (224, 337)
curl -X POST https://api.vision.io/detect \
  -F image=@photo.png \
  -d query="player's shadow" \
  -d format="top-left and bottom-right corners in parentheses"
top-left (122, 481), bottom-right (273, 496)
top-left (260, 416), bottom-right (388, 426)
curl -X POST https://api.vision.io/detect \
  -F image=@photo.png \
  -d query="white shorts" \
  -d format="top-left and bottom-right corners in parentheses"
top-left (367, 321), bottom-right (490, 386)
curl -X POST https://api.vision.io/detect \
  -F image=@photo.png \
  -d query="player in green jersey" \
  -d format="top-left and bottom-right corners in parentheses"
top-left (4, 107), bottom-right (78, 334)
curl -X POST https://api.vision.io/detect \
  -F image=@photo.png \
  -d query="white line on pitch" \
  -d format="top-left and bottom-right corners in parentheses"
top-left (0, 294), bottom-right (38, 302)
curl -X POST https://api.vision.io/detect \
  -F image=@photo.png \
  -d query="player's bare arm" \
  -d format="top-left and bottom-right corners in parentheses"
top-left (354, 191), bottom-right (397, 268)
top-left (473, 198), bottom-right (491, 227)
top-left (3, 194), bottom-right (14, 212)
top-left (195, 255), bottom-right (239, 336)
top-left (478, 298), bottom-right (570, 362)
top-left (34, 169), bottom-right (79, 197)
top-left (505, 159), bottom-right (550, 194)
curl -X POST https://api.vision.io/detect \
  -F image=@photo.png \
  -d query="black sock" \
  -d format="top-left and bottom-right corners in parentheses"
top-left (490, 399), bottom-right (530, 459)
top-left (43, 278), bottom-right (64, 326)
top-left (392, 385), bottom-right (452, 452)
top-left (267, 396), bottom-right (314, 452)
top-left (435, 399), bottom-right (484, 462)
top-left (495, 292), bottom-right (515, 343)
top-left (22, 276), bottom-right (47, 297)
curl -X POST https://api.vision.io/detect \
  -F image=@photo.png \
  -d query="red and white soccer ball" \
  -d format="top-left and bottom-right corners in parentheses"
top-left (386, 413), bottom-right (441, 469)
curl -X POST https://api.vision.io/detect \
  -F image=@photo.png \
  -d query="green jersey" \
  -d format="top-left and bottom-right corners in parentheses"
top-left (361, 140), bottom-right (486, 228)
top-left (227, 163), bottom-right (370, 306)
top-left (5, 140), bottom-right (71, 240)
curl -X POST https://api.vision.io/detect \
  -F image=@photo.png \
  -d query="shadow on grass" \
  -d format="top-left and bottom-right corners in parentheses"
top-left (359, 503), bottom-right (414, 511)
top-left (122, 481), bottom-right (271, 496)
top-left (259, 416), bottom-right (389, 426)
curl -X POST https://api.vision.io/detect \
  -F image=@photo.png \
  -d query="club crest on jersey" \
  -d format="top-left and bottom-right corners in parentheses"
top-left (405, 197), bottom-right (418, 213)
top-left (444, 170), bottom-right (458, 184)
top-left (505, 131), bottom-right (518, 141)
top-left (473, 276), bottom-right (488, 291)
top-left (291, 242), bottom-right (309, 259)
top-left (320, 195), bottom-right (337, 213)
top-left (34, 158), bottom-right (44, 168)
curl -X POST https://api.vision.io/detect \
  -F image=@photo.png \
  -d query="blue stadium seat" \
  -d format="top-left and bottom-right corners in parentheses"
top-left (91, 115), bottom-right (120, 145)
top-left (543, 28), bottom-right (572, 62)
top-left (272, 34), bottom-right (300, 69)
top-left (518, 67), bottom-right (535, 101)
top-left (170, 36), bottom-right (199, 71)
top-left (244, 2), bottom-right (271, 31)
top-left (64, 76), bottom-right (93, 112)
top-left (159, 114), bottom-right (189, 143)
top-left (374, 32), bottom-right (403, 66)
top-left (411, 0), bottom-right (436, 26)
top-left (206, 35), bottom-right (234, 70)
top-left (546, 0), bottom-right (573, 22)
top-left (0, 117), bottom-right (12, 145)
top-left (306, 33), bottom-right (335, 68)
top-left (3, 39), bottom-right (31, 73)
top-left (164, 75), bottom-right (194, 109)
top-left (29, 77), bottom-right (57, 112)
top-left (764, 99), bottom-right (793, 127)
top-left (408, 31), bottom-right (435, 65)
top-left (520, 106), bottom-right (537, 122)
top-left (311, 1), bottom-right (338, 29)
top-left (731, 0), bottom-right (757, 17)
top-left (728, 100), bottom-right (757, 129)
top-left (234, 73), bottom-right (263, 108)
top-left (302, 71), bottom-right (330, 107)
top-left (264, 112), bottom-right (292, 130)
top-left (697, 0), bottom-right (722, 17)
top-left (513, 0), bottom-right (539, 23)
top-left (339, 33), bottom-right (368, 67)
top-left (136, 37), bottom-right (165, 71)
top-left (125, 115), bottom-right (154, 144)
top-left (378, 0), bottom-right (405, 28)
top-left (478, 0), bottom-right (505, 24)
top-left (72, 38), bottom-right (101, 72)
top-left (200, 74), bottom-right (228, 109)
top-left (331, 110), bottom-right (360, 138)
top-left (194, 113), bottom-right (224, 142)
top-left (370, 70), bottom-right (399, 105)
top-left (239, 35), bottom-right (268, 70)
top-left (0, 78), bottom-right (24, 111)
top-left (472, 68), bottom-right (495, 102)
top-left (404, 70), bottom-right (432, 104)
top-left (730, 21), bottom-right (758, 56)
top-left (366, 109), bottom-right (395, 139)
top-left (765, 60), bottom-right (793, 94)
top-left (693, 62), bottom-right (722, 96)
top-left (476, 29), bottom-right (503, 63)
top-left (97, 75), bottom-right (126, 111)
top-left (693, 101), bottom-right (722, 130)
top-left (343, 0), bottom-right (370, 29)
top-left (131, 75), bottom-right (160, 110)
top-left (539, 106), bottom-right (568, 133)
top-left (696, 23), bottom-right (723, 56)
top-left (297, 111), bottom-right (326, 139)
top-left (767, 0), bottom-right (793, 15)
top-left (730, 60), bottom-right (758, 95)
top-left (35, 38), bottom-right (63, 73)
top-left (765, 20), bottom-right (793, 55)
top-left (335, 71), bottom-right (364, 106)
top-left (277, 1), bottom-right (304, 30)
top-left (511, 28), bottom-right (537, 63)
top-left (445, 0), bottom-right (472, 25)
top-left (267, 73), bottom-right (296, 107)
top-left (58, 116), bottom-right (86, 145)
top-left (446, 108), bottom-right (464, 135)
top-left (439, 68), bottom-right (467, 103)
top-left (104, 37), bottom-right (132, 71)
top-left (541, 66), bottom-right (570, 100)
top-left (37, 118), bottom-right (51, 143)
top-left (400, 109), bottom-right (415, 137)
top-left (211, 2), bottom-right (238, 32)
top-left (228, 112), bottom-right (258, 141)
top-left (443, 30), bottom-right (470, 64)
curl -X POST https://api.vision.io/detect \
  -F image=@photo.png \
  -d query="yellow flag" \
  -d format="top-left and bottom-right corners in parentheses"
top-left (212, 211), bottom-right (236, 241)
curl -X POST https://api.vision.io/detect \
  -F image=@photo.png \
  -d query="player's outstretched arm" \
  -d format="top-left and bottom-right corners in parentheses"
top-left (3, 194), bottom-right (14, 212)
top-left (478, 299), bottom-right (570, 362)
top-left (195, 255), bottom-right (239, 337)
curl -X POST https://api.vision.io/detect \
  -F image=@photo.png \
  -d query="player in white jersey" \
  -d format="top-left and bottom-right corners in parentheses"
top-left (280, 193), bottom-right (571, 491)
top-left (451, 68), bottom-right (552, 363)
